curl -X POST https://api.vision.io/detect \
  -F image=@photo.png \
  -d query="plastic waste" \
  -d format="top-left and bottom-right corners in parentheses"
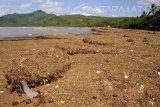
top-left (0, 91), bottom-right (4, 94)
top-left (60, 100), bottom-right (65, 104)
top-left (21, 81), bottom-right (38, 98)
top-left (149, 100), bottom-right (154, 106)
top-left (124, 74), bottom-right (129, 79)
top-left (140, 84), bottom-right (144, 92)
top-left (96, 71), bottom-right (102, 74)
top-left (103, 80), bottom-right (113, 90)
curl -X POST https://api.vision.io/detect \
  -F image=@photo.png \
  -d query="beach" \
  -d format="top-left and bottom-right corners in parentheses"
top-left (0, 28), bottom-right (160, 107)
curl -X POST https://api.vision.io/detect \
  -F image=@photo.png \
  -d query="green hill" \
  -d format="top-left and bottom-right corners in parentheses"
top-left (43, 15), bottom-right (132, 27)
top-left (0, 5), bottom-right (159, 30)
top-left (0, 10), bottom-right (55, 26)
top-left (0, 10), bottom-right (134, 27)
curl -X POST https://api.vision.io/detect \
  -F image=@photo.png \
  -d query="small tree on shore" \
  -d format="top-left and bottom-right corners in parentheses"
top-left (148, 4), bottom-right (158, 16)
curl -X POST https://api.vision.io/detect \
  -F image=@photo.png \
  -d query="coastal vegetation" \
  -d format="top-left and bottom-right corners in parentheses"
top-left (120, 4), bottom-right (160, 30)
top-left (0, 4), bottom-right (159, 30)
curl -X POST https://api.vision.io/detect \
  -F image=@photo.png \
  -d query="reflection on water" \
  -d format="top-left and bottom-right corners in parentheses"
top-left (0, 27), bottom-right (92, 40)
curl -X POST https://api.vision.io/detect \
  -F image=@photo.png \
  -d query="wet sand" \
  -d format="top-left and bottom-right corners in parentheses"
top-left (0, 28), bottom-right (160, 107)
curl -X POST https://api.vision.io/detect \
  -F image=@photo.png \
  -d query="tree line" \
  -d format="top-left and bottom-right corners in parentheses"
top-left (118, 4), bottom-right (160, 30)
top-left (0, 4), bottom-right (159, 31)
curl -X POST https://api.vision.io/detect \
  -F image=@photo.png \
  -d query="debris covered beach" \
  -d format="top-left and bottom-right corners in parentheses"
top-left (0, 28), bottom-right (160, 107)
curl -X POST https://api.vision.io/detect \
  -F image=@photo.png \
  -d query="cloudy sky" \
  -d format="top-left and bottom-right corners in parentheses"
top-left (0, 0), bottom-right (159, 17)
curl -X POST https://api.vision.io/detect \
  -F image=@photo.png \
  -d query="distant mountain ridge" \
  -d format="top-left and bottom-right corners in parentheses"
top-left (0, 10), bottom-right (134, 27)
top-left (0, 10), bottom-right (55, 26)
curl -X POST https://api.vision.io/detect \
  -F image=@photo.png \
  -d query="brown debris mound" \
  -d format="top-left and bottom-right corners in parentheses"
top-left (56, 45), bottom-right (117, 55)
top-left (4, 48), bottom-right (71, 92)
top-left (67, 48), bottom-right (116, 55)
top-left (67, 48), bottom-right (98, 55)
top-left (83, 37), bottom-right (110, 45)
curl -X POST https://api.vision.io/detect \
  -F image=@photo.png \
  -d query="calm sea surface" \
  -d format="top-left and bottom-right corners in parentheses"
top-left (0, 27), bottom-right (93, 40)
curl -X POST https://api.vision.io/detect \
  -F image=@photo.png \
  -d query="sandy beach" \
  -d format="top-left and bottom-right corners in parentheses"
top-left (0, 28), bottom-right (160, 107)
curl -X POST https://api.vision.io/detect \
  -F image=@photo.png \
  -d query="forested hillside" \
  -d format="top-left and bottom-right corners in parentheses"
top-left (0, 4), bottom-right (159, 30)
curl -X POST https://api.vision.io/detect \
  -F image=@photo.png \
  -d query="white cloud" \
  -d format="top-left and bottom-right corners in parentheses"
top-left (33, 0), bottom-right (46, 4)
top-left (0, 0), bottom-right (104, 16)
top-left (0, 3), bottom-right (10, 16)
top-left (38, 0), bottom-right (63, 15)
top-left (72, 4), bottom-right (103, 16)
top-left (0, 11), bottom-right (6, 16)
top-left (31, 0), bottom-right (64, 15)
top-left (18, 3), bottom-right (32, 9)
top-left (0, 0), bottom-right (64, 16)
top-left (140, 0), bottom-right (160, 5)
top-left (0, 5), bottom-right (9, 9)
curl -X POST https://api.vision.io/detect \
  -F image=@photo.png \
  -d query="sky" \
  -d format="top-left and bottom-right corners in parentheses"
top-left (0, 0), bottom-right (160, 17)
